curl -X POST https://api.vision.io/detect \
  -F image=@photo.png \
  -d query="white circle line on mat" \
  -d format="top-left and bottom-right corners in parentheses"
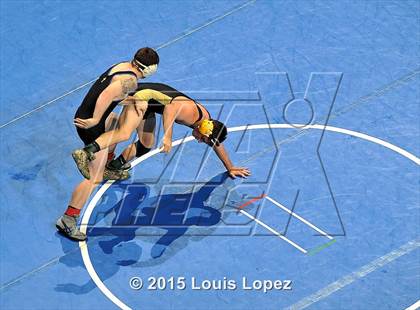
top-left (79, 123), bottom-right (420, 310)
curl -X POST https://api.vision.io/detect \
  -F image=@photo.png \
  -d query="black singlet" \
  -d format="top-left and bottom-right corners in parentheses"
top-left (75, 64), bottom-right (137, 145)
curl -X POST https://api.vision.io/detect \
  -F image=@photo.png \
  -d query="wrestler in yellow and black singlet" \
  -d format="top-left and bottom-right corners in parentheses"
top-left (104, 82), bottom-right (216, 171)
top-left (132, 83), bottom-right (210, 126)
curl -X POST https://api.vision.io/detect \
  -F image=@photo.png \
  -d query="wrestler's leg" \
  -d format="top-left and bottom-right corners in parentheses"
top-left (69, 149), bottom-right (108, 208)
top-left (57, 149), bottom-right (108, 240)
top-left (124, 113), bottom-right (156, 161)
top-left (108, 113), bottom-right (156, 170)
top-left (104, 112), bottom-right (120, 161)
top-left (94, 101), bottom-right (147, 150)
top-left (72, 101), bottom-right (147, 179)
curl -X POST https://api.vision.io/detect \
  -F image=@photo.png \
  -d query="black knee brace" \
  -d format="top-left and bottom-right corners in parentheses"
top-left (135, 140), bottom-right (151, 157)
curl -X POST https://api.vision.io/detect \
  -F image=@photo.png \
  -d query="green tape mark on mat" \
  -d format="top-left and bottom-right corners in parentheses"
top-left (308, 239), bottom-right (337, 256)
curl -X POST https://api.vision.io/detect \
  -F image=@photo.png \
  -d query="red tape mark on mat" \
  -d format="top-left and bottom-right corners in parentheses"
top-left (237, 194), bottom-right (266, 211)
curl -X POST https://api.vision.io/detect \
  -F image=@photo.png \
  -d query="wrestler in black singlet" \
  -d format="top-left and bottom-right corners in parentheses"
top-left (75, 65), bottom-right (137, 145)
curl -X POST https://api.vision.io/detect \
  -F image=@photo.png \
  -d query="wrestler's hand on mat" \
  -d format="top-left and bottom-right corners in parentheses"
top-left (228, 167), bottom-right (251, 179)
top-left (74, 117), bottom-right (99, 129)
top-left (161, 137), bottom-right (172, 153)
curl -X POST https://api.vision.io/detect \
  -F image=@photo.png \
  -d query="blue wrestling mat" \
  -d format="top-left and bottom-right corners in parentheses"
top-left (1, 1), bottom-right (419, 309)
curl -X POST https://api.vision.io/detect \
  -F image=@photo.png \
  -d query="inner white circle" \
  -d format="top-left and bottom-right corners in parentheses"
top-left (78, 123), bottom-right (420, 310)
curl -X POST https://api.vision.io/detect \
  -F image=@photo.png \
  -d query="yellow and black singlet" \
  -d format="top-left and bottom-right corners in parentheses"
top-left (133, 83), bottom-right (208, 126)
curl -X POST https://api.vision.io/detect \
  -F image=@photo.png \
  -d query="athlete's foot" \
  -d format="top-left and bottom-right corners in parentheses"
top-left (106, 156), bottom-right (131, 171)
top-left (103, 167), bottom-right (131, 181)
top-left (56, 214), bottom-right (87, 241)
top-left (72, 149), bottom-right (95, 179)
top-left (121, 162), bottom-right (131, 170)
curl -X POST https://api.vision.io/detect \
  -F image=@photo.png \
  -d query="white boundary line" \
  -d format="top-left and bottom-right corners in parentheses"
top-left (79, 124), bottom-right (420, 310)
top-left (0, 79), bottom-right (97, 129)
top-left (406, 300), bottom-right (420, 310)
top-left (0, 0), bottom-right (256, 129)
top-left (227, 124), bottom-right (420, 165)
top-left (239, 209), bottom-right (307, 253)
top-left (287, 238), bottom-right (420, 310)
top-left (265, 196), bottom-right (334, 240)
top-left (155, 0), bottom-right (256, 50)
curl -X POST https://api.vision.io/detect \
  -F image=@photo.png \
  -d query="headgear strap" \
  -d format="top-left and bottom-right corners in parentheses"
top-left (133, 59), bottom-right (158, 77)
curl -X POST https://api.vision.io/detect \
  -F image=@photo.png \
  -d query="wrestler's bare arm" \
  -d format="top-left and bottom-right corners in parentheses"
top-left (161, 101), bottom-right (183, 153)
top-left (213, 143), bottom-right (251, 179)
top-left (74, 76), bottom-right (137, 129)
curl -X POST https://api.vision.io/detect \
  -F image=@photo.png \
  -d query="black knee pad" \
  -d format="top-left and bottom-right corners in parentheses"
top-left (135, 140), bottom-right (151, 157)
